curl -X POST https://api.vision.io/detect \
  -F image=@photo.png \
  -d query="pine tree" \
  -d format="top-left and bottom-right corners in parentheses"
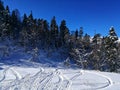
top-left (30, 47), bottom-right (39, 62)
top-left (27, 11), bottom-right (34, 27)
top-left (0, 0), bottom-right (5, 39)
top-left (3, 5), bottom-right (11, 37)
top-left (50, 16), bottom-right (59, 48)
top-left (99, 37), bottom-right (108, 71)
top-left (43, 20), bottom-right (50, 50)
top-left (70, 48), bottom-right (86, 69)
top-left (60, 20), bottom-right (69, 46)
top-left (64, 57), bottom-right (70, 67)
top-left (105, 27), bottom-right (118, 72)
top-left (22, 13), bottom-right (28, 27)
top-left (30, 19), bottom-right (38, 48)
top-left (79, 27), bottom-right (83, 39)
top-left (89, 34), bottom-right (102, 70)
top-left (26, 11), bottom-right (38, 48)
top-left (0, 0), bottom-right (4, 11)
top-left (75, 29), bottom-right (78, 40)
top-left (10, 9), bottom-right (21, 39)
top-left (37, 19), bottom-right (43, 47)
top-left (37, 19), bottom-right (46, 49)
top-left (117, 42), bottom-right (120, 72)
top-left (83, 33), bottom-right (91, 50)
top-left (19, 13), bottom-right (28, 47)
top-left (0, 3), bottom-right (11, 41)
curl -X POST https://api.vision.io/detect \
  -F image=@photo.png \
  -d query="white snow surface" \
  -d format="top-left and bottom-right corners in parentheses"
top-left (0, 43), bottom-right (120, 90)
top-left (0, 65), bottom-right (120, 90)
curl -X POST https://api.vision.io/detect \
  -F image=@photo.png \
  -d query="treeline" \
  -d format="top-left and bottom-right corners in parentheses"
top-left (0, 1), bottom-right (69, 49)
top-left (70, 28), bottom-right (120, 72)
top-left (0, 1), bottom-right (120, 72)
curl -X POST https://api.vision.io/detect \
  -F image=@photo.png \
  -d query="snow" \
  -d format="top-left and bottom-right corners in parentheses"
top-left (0, 65), bottom-right (120, 90)
top-left (0, 43), bottom-right (120, 90)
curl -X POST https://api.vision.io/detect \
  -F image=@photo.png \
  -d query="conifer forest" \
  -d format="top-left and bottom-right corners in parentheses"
top-left (0, 1), bottom-right (120, 73)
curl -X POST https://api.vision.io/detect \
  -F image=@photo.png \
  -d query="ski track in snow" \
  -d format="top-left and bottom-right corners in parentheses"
top-left (86, 71), bottom-right (113, 90)
top-left (0, 67), bottom-right (118, 90)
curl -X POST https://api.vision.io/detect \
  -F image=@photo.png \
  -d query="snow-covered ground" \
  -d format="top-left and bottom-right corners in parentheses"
top-left (0, 43), bottom-right (120, 90)
top-left (0, 65), bottom-right (120, 90)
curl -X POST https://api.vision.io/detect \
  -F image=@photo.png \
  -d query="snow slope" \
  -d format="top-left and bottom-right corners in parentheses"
top-left (0, 65), bottom-right (120, 90)
top-left (0, 43), bottom-right (120, 90)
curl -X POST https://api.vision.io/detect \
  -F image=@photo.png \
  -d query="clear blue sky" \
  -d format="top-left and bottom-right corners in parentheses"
top-left (3, 0), bottom-right (120, 36)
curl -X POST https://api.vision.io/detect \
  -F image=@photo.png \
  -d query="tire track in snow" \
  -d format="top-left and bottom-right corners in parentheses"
top-left (86, 71), bottom-right (113, 90)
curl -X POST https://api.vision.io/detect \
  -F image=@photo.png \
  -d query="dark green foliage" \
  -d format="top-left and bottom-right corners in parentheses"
top-left (50, 16), bottom-right (59, 48)
top-left (104, 27), bottom-right (118, 72)
top-left (89, 33), bottom-right (101, 70)
top-left (83, 34), bottom-right (91, 50)
top-left (3, 6), bottom-right (11, 37)
top-left (75, 29), bottom-right (78, 40)
top-left (60, 20), bottom-right (69, 46)
top-left (0, 0), bottom-right (4, 11)
top-left (22, 13), bottom-right (27, 27)
top-left (0, 1), bottom-right (120, 73)
top-left (10, 9), bottom-right (21, 39)
top-left (0, 2), bottom-right (11, 40)
top-left (79, 27), bottom-right (83, 39)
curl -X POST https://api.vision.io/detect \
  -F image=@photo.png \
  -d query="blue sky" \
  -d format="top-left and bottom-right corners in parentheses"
top-left (3, 0), bottom-right (120, 36)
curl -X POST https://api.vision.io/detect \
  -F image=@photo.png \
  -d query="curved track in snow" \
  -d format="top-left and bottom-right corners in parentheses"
top-left (0, 67), bottom-right (117, 90)
top-left (86, 71), bottom-right (113, 89)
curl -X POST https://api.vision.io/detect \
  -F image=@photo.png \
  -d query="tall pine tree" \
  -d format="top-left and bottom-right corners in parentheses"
top-left (105, 27), bottom-right (118, 72)
top-left (60, 20), bottom-right (69, 46)
top-left (50, 16), bottom-right (59, 48)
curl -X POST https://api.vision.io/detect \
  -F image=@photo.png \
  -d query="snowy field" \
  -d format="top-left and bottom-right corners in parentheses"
top-left (0, 65), bottom-right (120, 90)
top-left (0, 44), bottom-right (120, 90)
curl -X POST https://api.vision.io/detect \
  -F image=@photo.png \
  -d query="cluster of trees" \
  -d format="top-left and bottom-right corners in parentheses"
top-left (0, 1), bottom-right (21, 40)
top-left (0, 0), bottom-right (70, 49)
top-left (0, 1), bottom-right (120, 72)
top-left (70, 27), bottom-right (120, 72)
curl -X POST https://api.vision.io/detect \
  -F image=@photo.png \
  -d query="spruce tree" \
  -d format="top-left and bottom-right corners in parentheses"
top-left (83, 33), bottom-right (90, 50)
top-left (50, 16), bottom-right (59, 48)
top-left (89, 34), bottom-right (102, 70)
top-left (0, 0), bottom-right (4, 11)
top-left (4, 5), bottom-right (11, 37)
top-left (79, 27), bottom-right (83, 40)
top-left (43, 20), bottom-right (50, 50)
top-left (20, 13), bottom-right (28, 47)
top-left (75, 29), bottom-right (78, 40)
top-left (0, 0), bottom-right (5, 39)
top-left (105, 27), bottom-right (118, 72)
top-left (11, 9), bottom-right (21, 39)
top-left (60, 20), bottom-right (69, 46)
